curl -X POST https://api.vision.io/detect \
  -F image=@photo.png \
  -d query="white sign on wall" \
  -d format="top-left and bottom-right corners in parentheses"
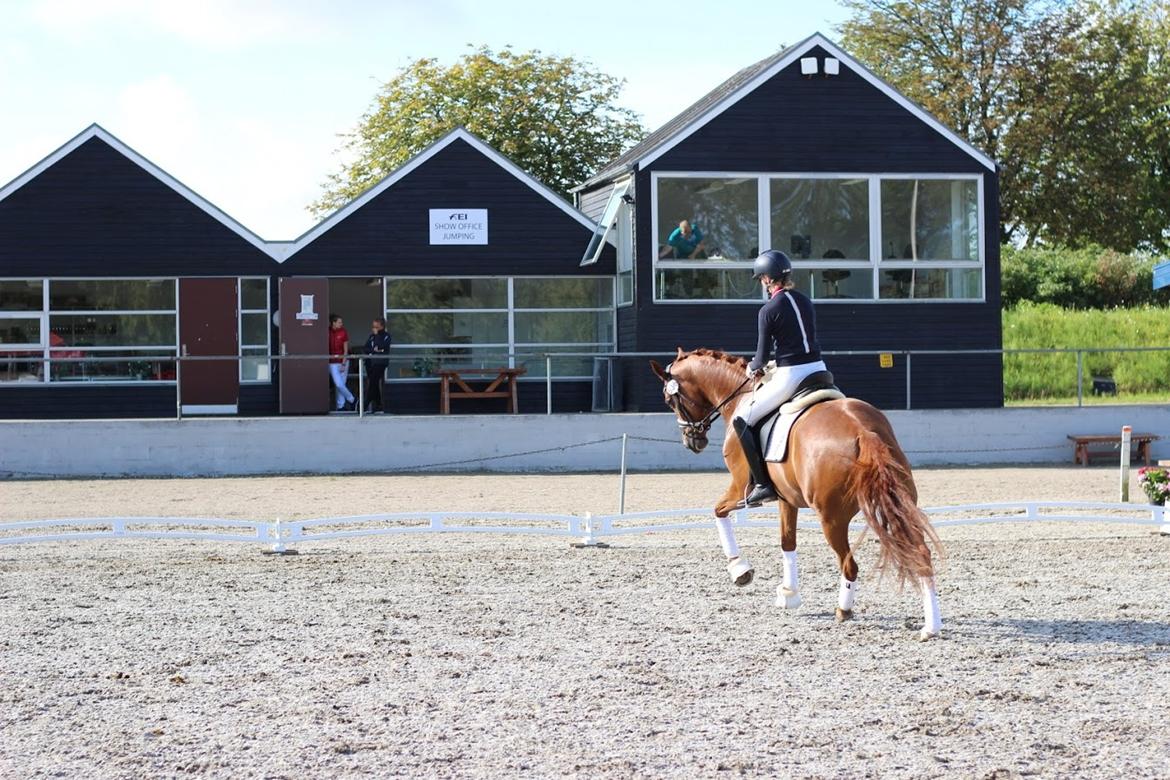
top-left (430, 209), bottom-right (488, 245)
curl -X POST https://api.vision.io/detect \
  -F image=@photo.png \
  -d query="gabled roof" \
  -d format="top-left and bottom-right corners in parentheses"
top-left (578, 32), bottom-right (995, 190)
top-left (0, 123), bottom-right (274, 257)
top-left (285, 127), bottom-right (600, 259)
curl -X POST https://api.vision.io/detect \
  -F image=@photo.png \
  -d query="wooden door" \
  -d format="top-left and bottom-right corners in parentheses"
top-left (179, 278), bottom-right (239, 414)
top-left (278, 277), bottom-right (329, 414)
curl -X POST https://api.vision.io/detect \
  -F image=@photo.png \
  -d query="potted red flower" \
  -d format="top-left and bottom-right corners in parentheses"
top-left (1137, 467), bottom-right (1169, 506)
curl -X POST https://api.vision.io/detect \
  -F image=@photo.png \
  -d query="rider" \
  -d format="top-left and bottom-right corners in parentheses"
top-left (732, 249), bottom-right (829, 507)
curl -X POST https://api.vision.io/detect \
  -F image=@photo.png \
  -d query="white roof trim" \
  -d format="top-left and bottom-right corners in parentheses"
top-left (0, 123), bottom-right (277, 258)
top-left (286, 127), bottom-right (599, 258)
top-left (637, 33), bottom-right (996, 173)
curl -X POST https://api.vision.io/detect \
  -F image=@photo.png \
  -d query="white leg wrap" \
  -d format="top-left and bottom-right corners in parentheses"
top-left (921, 577), bottom-right (942, 638)
top-left (838, 575), bottom-right (857, 612)
top-left (782, 550), bottom-right (798, 591)
top-left (776, 550), bottom-right (801, 609)
top-left (714, 517), bottom-right (740, 559)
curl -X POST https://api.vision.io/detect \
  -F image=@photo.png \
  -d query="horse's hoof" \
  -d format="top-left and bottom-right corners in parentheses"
top-left (835, 608), bottom-right (853, 623)
top-left (919, 629), bottom-right (941, 642)
top-left (775, 587), bottom-right (802, 610)
top-left (727, 558), bottom-right (754, 587)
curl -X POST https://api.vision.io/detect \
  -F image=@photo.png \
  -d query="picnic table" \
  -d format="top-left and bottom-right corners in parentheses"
top-left (1067, 432), bottom-right (1160, 467)
top-left (437, 367), bottom-right (526, 414)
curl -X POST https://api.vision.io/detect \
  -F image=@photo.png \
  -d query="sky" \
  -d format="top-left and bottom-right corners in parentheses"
top-left (0, 0), bottom-right (850, 239)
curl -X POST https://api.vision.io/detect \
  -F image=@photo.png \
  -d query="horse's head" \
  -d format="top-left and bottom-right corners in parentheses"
top-left (650, 348), bottom-right (716, 454)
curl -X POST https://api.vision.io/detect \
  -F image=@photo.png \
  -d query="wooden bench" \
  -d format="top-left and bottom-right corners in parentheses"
top-left (1068, 433), bottom-right (1160, 467)
top-left (438, 367), bottom-right (526, 414)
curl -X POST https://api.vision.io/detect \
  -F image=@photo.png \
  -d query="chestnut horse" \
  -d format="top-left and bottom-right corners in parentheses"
top-left (650, 348), bottom-right (943, 640)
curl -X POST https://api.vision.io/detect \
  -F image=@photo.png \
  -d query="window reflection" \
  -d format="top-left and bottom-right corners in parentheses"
top-left (881, 179), bottom-right (978, 261)
top-left (771, 179), bottom-right (869, 261)
top-left (656, 178), bottom-right (758, 260)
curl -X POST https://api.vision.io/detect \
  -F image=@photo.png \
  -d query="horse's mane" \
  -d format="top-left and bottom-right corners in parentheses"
top-left (676, 348), bottom-right (747, 369)
top-left (674, 348), bottom-right (749, 391)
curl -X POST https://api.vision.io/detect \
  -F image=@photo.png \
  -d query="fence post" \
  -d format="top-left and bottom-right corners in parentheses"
top-left (1076, 351), bottom-right (1084, 408)
top-left (618, 433), bottom-right (628, 515)
top-left (358, 358), bottom-right (365, 418)
top-left (546, 356), bottom-right (553, 415)
top-left (904, 351), bottom-right (912, 411)
top-left (1120, 425), bottom-right (1132, 502)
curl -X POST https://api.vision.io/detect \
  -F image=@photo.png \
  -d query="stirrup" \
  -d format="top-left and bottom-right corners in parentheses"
top-left (744, 484), bottom-right (778, 507)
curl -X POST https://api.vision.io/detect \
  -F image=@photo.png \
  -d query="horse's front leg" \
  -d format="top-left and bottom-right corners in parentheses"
top-left (776, 500), bottom-right (802, 609)
top-left (714, 435), bottom-right (754, 587)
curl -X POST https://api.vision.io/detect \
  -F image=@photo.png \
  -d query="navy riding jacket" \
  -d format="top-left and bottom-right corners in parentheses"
top-left (748, 288), bottom-right (821, 372)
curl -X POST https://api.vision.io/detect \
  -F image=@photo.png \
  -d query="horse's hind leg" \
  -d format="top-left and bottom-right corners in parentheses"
top-left (822, 511), bottom-right (860, 622)
top-left (775, 501), bottom-right (802, 610)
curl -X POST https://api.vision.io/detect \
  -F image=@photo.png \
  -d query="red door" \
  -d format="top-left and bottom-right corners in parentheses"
top-left (279, 277), bottom-right (330, 414)
top-left (179, 278), bottom-right (239, 414)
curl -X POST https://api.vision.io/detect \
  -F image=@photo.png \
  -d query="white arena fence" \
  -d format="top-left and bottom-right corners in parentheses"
top-left (1, 502), bottom-right (1165, 553)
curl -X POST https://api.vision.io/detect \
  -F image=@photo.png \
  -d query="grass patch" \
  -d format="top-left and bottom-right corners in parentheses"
top-left (1003, 303), bottom-right (1170, 400)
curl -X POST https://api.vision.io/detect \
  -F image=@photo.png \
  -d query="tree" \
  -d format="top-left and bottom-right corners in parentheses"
top-left (839, 0), bottom-right (1170, 252)
top-left (311, 47), bottom-right (646, 216)
top-left (1005, 1), bottom-right (1170, 250)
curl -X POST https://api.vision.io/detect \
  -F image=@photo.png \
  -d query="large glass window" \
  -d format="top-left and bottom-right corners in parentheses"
top-left (880, 179), bottom-right (978, 262)
top-left (656, 177), bottom-right (758, 261)
top-left (653, 173), bottom-right (983, 302)
top-left (385, 277), bottom-right (614, 380)
top-left (49, 279), bottom-right (177, 382)
top-left (771, 178), bottom-right (869, 261)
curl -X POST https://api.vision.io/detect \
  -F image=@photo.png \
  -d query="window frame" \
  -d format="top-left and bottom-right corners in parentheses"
top-left (650, 171), bottom-right (985, 304)
top-left (238, 276), bottom-right (271, 384)
top-left (0, 277), bottom-right (179, 386)
top-left (384, 275), bottom-right (617, 381)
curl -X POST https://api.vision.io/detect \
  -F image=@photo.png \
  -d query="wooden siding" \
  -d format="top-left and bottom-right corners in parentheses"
top-left (0, 138), bottom-right (275, 277)
top-left (0, 385), bottom-right (176, 419)
top-left (285, 139), bottom-right (614, 276)
top-left (651, 46), bottom-right (987, 174)
top-left (578, 184), bottom-right (614, 223)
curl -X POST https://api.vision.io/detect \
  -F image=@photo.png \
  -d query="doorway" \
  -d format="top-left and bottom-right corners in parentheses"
top-left (329, 277), bottom-right (384, 401)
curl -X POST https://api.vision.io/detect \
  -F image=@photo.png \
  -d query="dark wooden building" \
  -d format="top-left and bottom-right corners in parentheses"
top-left (0, 127), bottom-right (614, 418)
top-left (575, 33), bottom-right (1002, 410)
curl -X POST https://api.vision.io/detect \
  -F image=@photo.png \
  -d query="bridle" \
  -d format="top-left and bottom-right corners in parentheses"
top-left (662, 362), bottom-right (754, 446)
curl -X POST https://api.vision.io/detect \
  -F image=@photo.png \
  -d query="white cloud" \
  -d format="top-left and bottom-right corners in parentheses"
top-left (26, 0), bottom-right (330, 48)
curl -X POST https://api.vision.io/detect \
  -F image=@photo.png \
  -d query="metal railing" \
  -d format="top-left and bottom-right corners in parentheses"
top-left (1, 346), bottom-right (1167, 416)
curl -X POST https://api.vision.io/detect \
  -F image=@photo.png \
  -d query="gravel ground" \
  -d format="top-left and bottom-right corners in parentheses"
top-left (1, 467), bottom-right (1168, 778)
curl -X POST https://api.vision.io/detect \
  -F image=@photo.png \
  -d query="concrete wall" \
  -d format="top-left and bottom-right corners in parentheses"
top-left (1, 406), bottom-right (1167, 478)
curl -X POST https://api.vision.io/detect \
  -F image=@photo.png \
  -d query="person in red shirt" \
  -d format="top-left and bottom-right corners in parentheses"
top-left (328, 314), bottom-right (356, 411)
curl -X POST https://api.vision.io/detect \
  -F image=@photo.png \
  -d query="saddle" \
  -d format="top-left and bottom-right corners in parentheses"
top-left (756, 370), bottom-right (845, 463)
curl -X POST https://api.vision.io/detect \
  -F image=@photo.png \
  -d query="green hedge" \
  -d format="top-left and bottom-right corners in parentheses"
top-left (1003, 303), bottom-right (1170, 398)
top-left (1001, 245), bottom-right (1168, 308)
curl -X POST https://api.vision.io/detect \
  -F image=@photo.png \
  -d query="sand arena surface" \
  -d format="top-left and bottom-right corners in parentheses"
top-left (1, 467), bottom-right (1168, 778)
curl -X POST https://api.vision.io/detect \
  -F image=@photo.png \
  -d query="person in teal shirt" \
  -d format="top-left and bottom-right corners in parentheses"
top-left (666, 219), bottom-right (707, 259)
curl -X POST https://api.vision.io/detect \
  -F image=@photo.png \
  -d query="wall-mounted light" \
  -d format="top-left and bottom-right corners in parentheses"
top-left (824, 58), bottom-right (840, 76)
top-left (800, 57), bottom-right (818, 76)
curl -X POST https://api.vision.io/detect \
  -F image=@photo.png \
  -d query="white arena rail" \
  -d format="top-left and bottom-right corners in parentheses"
top-left (0, 502), bottom-right (1164, 552)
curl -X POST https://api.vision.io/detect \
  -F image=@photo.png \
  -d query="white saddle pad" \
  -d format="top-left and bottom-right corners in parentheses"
top-left (755, 389), bottom-right (846, 463)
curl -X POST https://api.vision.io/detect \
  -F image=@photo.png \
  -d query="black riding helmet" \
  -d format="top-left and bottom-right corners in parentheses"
top-left (752, 249), bottom-right (793, 280)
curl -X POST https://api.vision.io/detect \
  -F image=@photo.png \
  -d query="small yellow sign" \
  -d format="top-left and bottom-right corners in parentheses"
top-left (879, 353), bottom-right (894, 369)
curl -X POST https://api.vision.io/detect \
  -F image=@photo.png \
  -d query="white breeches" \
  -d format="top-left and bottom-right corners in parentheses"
top-left (330, 362), bottom-right (354, 408)
top-left (734, 360), bottom-right (828, 426)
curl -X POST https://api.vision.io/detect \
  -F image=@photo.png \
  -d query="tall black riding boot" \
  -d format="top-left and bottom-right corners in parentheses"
top-left (733, 417), bottom-right (779, 506)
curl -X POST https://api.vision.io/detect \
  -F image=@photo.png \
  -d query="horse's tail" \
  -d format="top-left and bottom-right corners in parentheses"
top-left (847, 430), bottom-right (941, 588)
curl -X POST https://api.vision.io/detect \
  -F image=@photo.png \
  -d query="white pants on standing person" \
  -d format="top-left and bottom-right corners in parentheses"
top-left (329, 361), bottom-right (355, 409)
top-left (734, 360), bottom-right (828, 426)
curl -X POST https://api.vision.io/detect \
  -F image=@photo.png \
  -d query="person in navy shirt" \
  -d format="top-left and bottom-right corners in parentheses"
top-left (731, 250), bottom-right (830, 506)
top-left (363, 317), bottom-right (392, 414)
